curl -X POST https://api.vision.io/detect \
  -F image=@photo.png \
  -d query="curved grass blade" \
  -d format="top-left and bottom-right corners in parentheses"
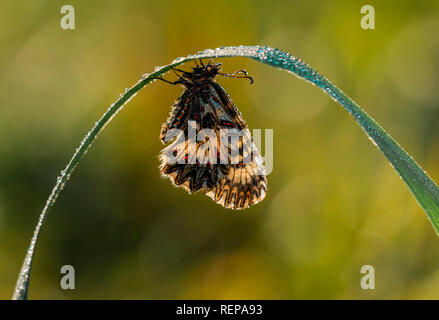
top-left (13, 45), bottom-right (439, 300)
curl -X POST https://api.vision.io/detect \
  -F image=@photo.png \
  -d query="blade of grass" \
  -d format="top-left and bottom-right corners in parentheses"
top-left (12, 45), bottom-right (439, 300)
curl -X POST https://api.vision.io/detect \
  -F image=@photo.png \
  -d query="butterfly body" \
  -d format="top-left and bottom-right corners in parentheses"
top-left (159, 62), bottom-right (267, 209)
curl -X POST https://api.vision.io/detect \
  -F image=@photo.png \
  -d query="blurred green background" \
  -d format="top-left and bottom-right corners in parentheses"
top-left (1, 0), bottom-right (439, 299)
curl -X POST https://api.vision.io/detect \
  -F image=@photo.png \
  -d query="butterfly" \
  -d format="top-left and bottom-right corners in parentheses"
top-left (155, 59), bottom-right (267, 209)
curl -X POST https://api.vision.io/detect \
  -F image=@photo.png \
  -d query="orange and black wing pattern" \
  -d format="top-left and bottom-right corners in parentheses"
top-left (159, 63), bottom-right (267, 209)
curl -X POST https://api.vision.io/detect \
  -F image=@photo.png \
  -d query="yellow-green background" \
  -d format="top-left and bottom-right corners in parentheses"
top-left (1, 0), bottom-right (439, 299)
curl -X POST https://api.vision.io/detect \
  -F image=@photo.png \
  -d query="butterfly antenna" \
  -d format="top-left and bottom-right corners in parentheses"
top-left (219, 69), bottom-right (254, 84)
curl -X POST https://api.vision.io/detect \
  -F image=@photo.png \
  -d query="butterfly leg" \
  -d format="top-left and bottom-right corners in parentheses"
top-left (171, 66), bottom-right (189, 74)
top-left (151, 77), bottom-right (181, 85)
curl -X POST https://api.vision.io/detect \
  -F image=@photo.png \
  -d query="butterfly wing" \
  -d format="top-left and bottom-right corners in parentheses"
top-left (159, 81), bottom-right (267, 209)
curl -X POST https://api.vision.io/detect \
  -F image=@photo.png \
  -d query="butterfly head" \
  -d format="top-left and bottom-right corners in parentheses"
top-left (181, 62), bottom-right (222, 83)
